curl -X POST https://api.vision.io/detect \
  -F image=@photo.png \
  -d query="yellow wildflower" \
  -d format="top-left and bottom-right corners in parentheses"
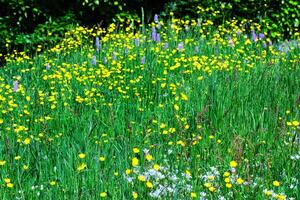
top-left (229, 160), bottom-right (238, 168)
top-left (78, 153), bottom-right (86, 159)
top-left (132, 157), bottom-right (139, 167)
top-left (100, 192), bottom-right (107, 197)
top-left (273, 180), bottom-right (280, 187)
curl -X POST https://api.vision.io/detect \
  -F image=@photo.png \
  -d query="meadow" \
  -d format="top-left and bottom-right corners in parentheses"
top-left (0, 14), bottom-right (299, 199)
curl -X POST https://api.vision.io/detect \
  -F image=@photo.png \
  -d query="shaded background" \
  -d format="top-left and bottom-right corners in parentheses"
top-left (0, 0), bottom-right (299, 56)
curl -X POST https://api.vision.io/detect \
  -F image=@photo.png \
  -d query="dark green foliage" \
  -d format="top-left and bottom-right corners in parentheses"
top-left (163, 0), bottom-right (299, 39)
top-left (0, 0), bottom-right (299, 58)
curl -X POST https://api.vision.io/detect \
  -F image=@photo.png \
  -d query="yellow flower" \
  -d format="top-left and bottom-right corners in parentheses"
top-left (292, 120), bottom-right (299, 126)
top-left (100, 192), bottom-right (107, 197)
top-left (4, 178), bottom-right (11, 183)
top-left (133, 148), bottom-right (140, 153)
top-left (264, 190), bottom-right (273, 196)
top-left (159, 123), bottom-right (166, 129)
top-left (125, 169), bottom-right (132, 175)
top-left (78, 153), bottom-right (86, 159)
top-left (99, 156), bottom-right (106, 161)
top-left (229, 160), bottom-right (238, 168)
top-left (0, 118), bottom-right (3, 124)
top-left (223, 171), bottom-right (230, 177)
top-left (0, 160), bottom-right (6, 166)
top-left (77, 163), bottom-right (87, 171)
top-left (208, 186), bottom-right (216, 192)
top-left (24, 138), bottom-right (30, 145)
top-left (236, 178), bottom-right (244, 184)
top-left (138, 175), bottom-right (146, 182)
top-left (14, 156), bottom-right (21, 160)
top-left (132, 192), bottom-right (138, 199)
top-left (275, 194), bottom-right (286, 200)
top-left (23, 165), bottom-right (29, 171)
top-left (191, 192), bottom-right (197, 198)
top-left (226, 183), bottom-right (232, 188)
top-left (180, 93), bottom-right (188, 101)
top-left (204, 182), bottom-right (212, 188)
top-left (131, 157), bottom-right (139, 167)
top-left (153, 164), bottom-right (160, 171)
top-left (6, 183), bottom-right (13, 188)
top-left (174, 104), bottom-right (179, 111)
top-left (145, 154), bottom-right (153, 161)
top-left (50, 181), bottom-right (56, 186)
top-left (224, 178), bottom-right (230, 183)
top-left (146, 181), bottom-right (153, 188)
top-left (273, 180), bottom-right (280, 187)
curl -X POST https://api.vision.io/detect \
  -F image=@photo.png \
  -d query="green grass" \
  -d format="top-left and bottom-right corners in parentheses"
top-left (0, 18), bottom-right (299, 199)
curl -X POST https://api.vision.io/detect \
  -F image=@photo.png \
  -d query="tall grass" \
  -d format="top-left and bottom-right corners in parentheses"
top-left (0, 17), bottom-right (299, 199)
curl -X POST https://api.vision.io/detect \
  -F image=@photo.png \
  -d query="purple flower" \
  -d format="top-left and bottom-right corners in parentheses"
top-left (141, 56), bottom-right (145, 65)
top-left (13, 81), bottom-right (18, 92)
top-left (263, 42), bottom-right (267, 48)
top-left (103, 57), bottom-right (107, 64)
top-left (46, 63), bottom-right (50, 70)
top-left (125, 47), bottom-right (128, 55)
top-left (95, 37), bottom-right (100, 52)
top-left (164, 43), bottom-right (169, 49)
top-left (237, 29), bottom-right (241, 36)
top-left (154, 14), bottom-right (159, 22)
top-left (258, 33), bottom-right (264, 40)
top-left (152, 26), bottom-right (156, 32)
top-left (152, 27), bottom-right (157, 41)
top-left (92, 55), bottom-right (97, 65)
top-left (156, 33), bottom-right (161, 43)
top-left (178, 42), bottom-right (184, 51)
top-left (269, 40), bottom-right (273, 46)
top-left (134, 38), bottom-right (139, 46)
top-left (157, 22), bottom-right (161, 29)
top-left (251, 30), bottom-right (257, 42)
top-left (152, 32), bottom-right (157, 41)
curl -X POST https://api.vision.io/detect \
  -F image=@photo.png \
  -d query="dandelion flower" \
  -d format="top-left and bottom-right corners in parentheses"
top-left (50, 181), bottom-right (56, 186)
top-left (292, 120), bottom-right (299, 126)
top-left (229, 160), bottom-right (238, 168)
top-left (132, 157), bottom-right (139, 167)
top-left (0, 160), bottom-right (6, 166)
top-left (132, 191), bottom-right (138, 199)
top-left (24, 138), bottom-right (30, 145)
top-left (23, 165), bottom-right (29, 171)
top-left (138, 175), bottom-right (146, 182)
top-left (78, 153), bottom-right (86, 159)
top-left (77, 163), bottom-right (87, 171)
top-left (208, 186), bottom-right (216, 192)
top-left (146, 181), bottom-right (153, 189)
top-left (273, 181), bottom-right (280, 187)
top-left (6, 183), bottom-right (13, 188)
top-left (237, 178), bottom-right (244, 185)
top-left (191, 192), bottom-right (197, 198)
top-left (145, 154), bottom-right (153, 161)
top-left (133, 148), bottom-right (140, 153)
top-left (153, 164), bottom-right (160, 171)
top-left (99, 156), bottom-right (106, 161)
top-left (100, 192), bottom-right (107, 197)
top-left (4, 178), bottom-right (11, 183)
